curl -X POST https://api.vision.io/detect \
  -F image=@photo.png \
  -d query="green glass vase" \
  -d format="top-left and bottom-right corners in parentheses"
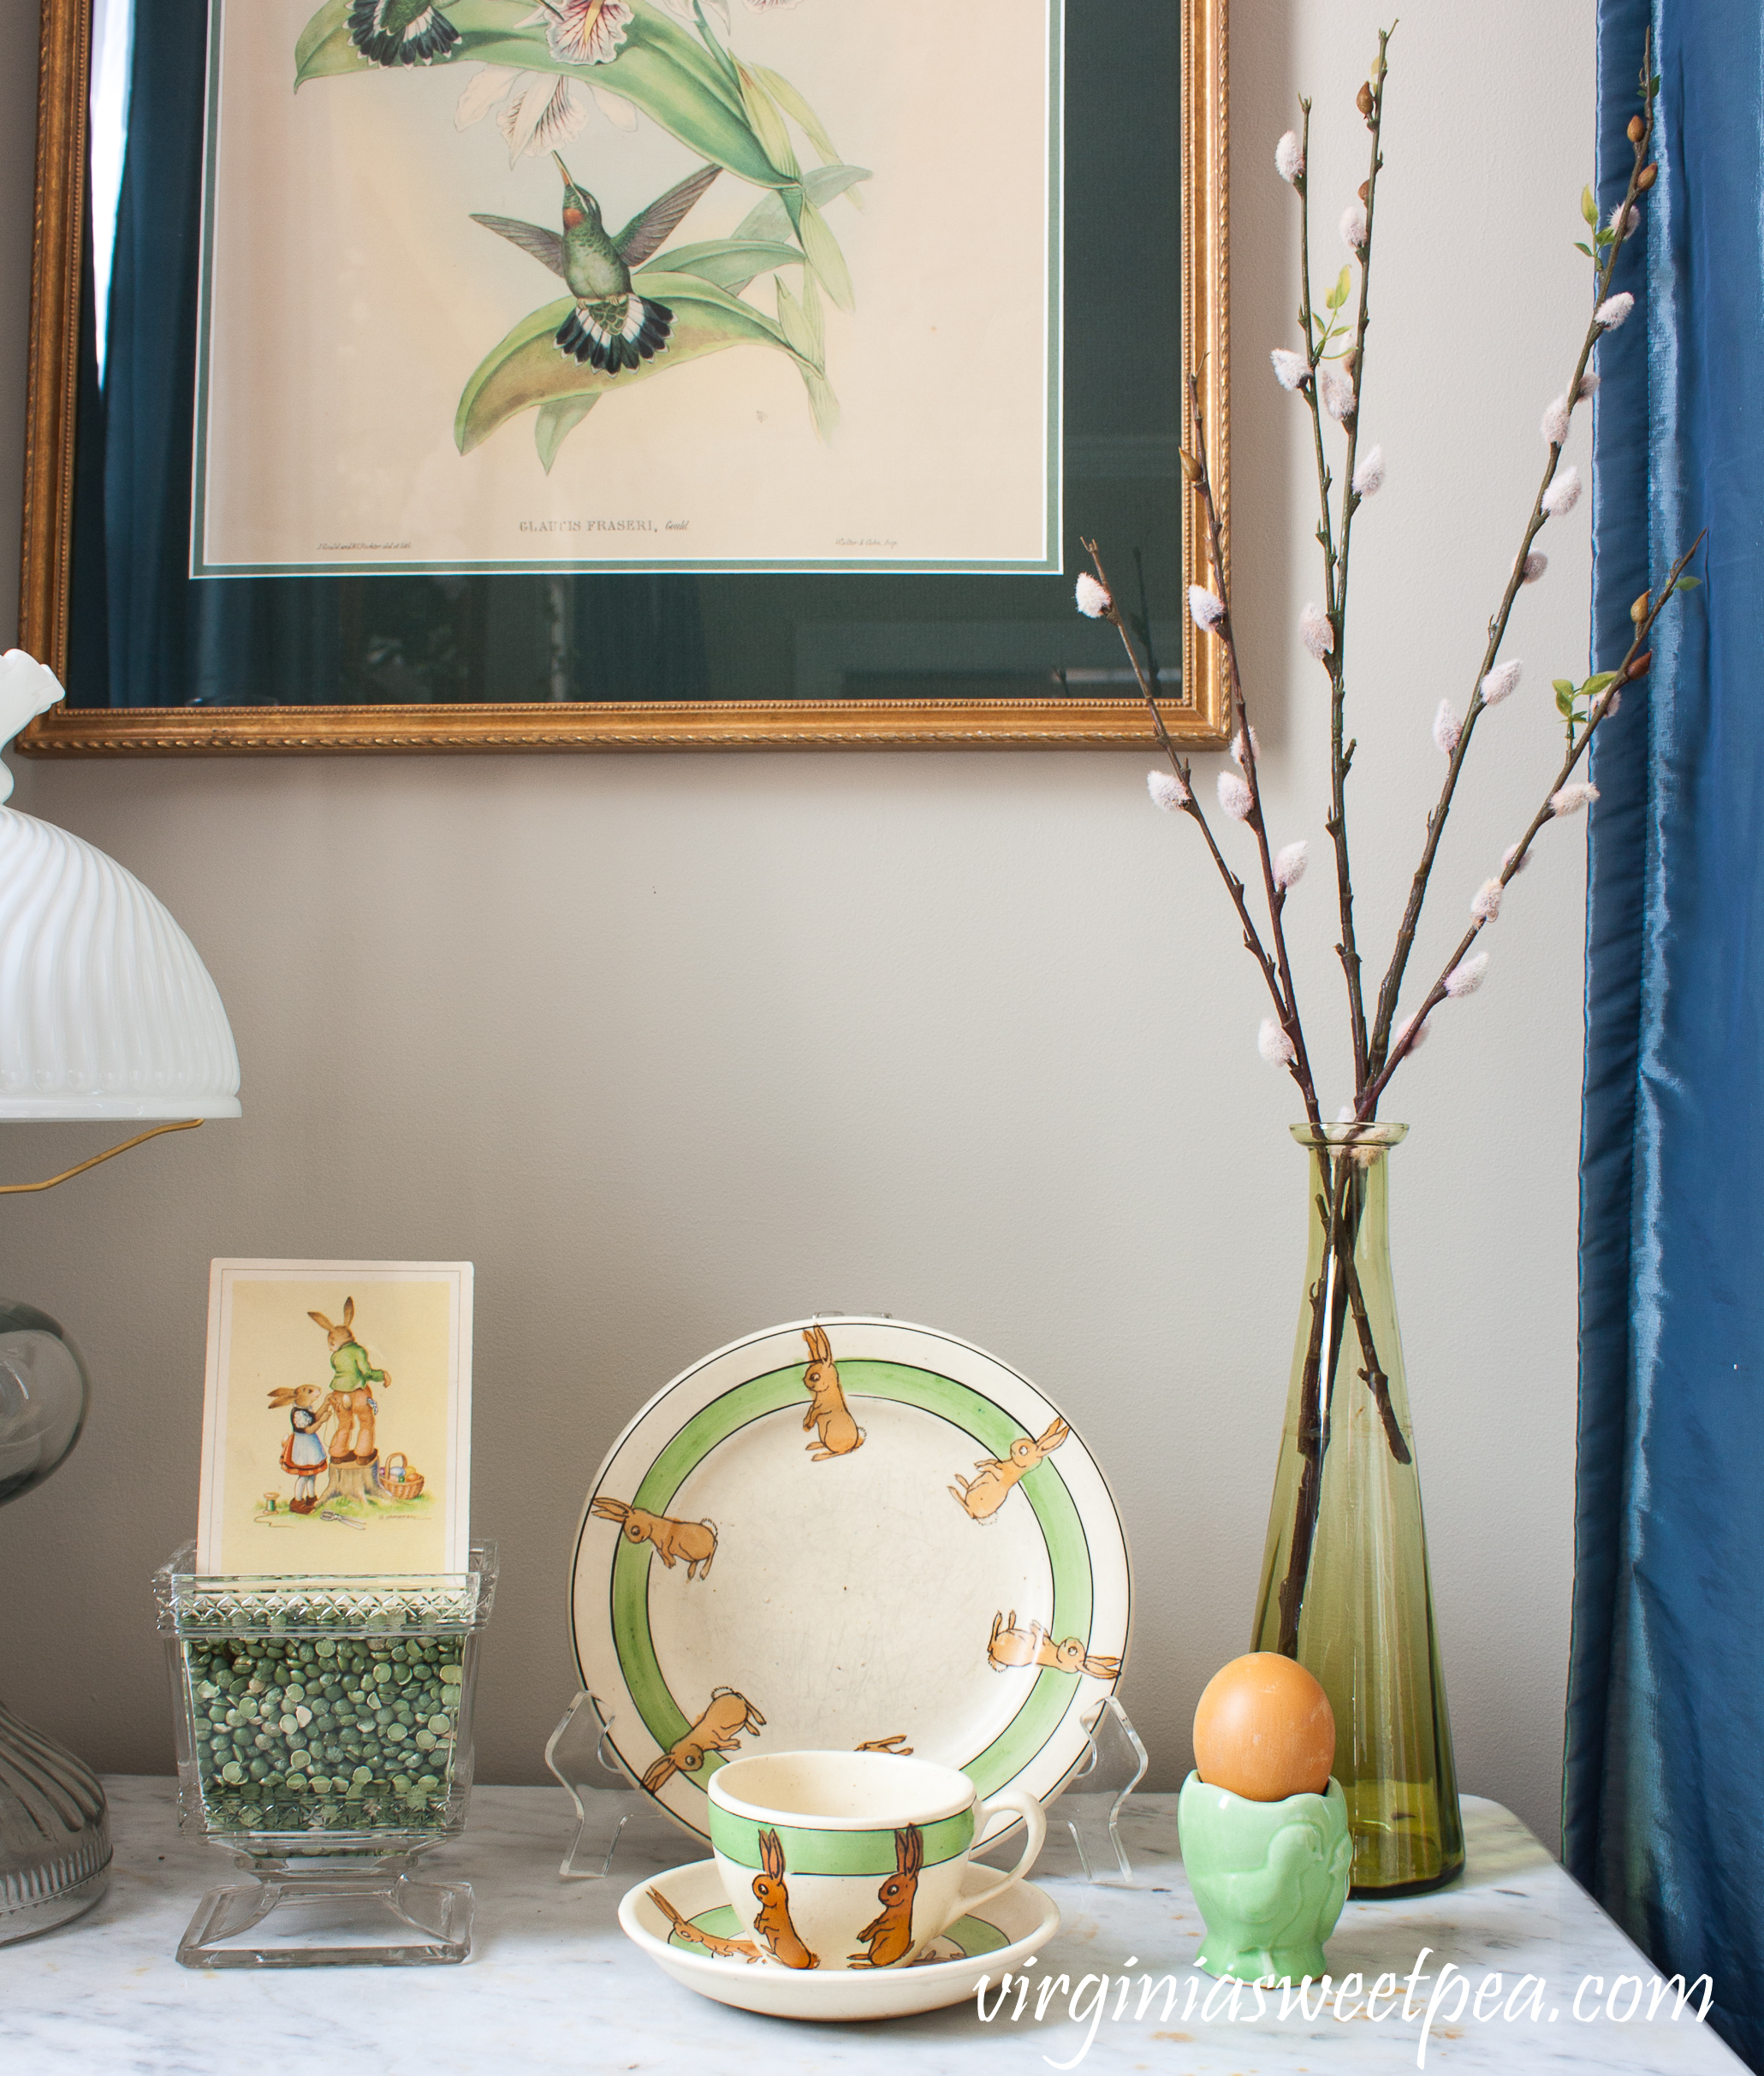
top-left (1250, 1124), bottom-right (1464, 1896)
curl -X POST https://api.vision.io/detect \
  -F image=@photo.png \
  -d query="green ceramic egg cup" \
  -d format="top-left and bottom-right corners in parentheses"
top-left (1177, 1770), bottom-right (1352, 1983)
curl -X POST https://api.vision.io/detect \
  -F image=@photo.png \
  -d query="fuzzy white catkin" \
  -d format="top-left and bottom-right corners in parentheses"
top-left (1147, 768), bottom-right (1190, 812)
top-left (1470, 878), bottom-right (1504, 922)
top-left (1217, 769), bottom-right (1253, 821)
top-left (1542, 466), bottom-right (1583, 517)
top-left (1541, 395), bottom-right (1572, 448)
top-left (1257, 1016), bottom-right (1297, 1066)
top-left (1074, 572), bottom-right (1112, 619)
top-left (1445, 952), bottom-right (1490, 998)
top-left (1271, 347), bottom-right (1309, 392)
top-left (1340, 200), bottom-right (1369, 250)
top-left (1274, 840), bottom-right (1309, 889)
top-left (1275, 130), bottom-right (1304, 183)
top-left (1578, 371), bottom-right (1601, 400)
top-left (1231, 727), bottom-right (1260, 769)
top-left (1595, 291), bottom-right (1636, 329)
top-left (1502, 841), bottom-right (1532, 875)
top-left (1352, 445), bottom-right (1386, 496)
top-left (1608, 198), bottom-right (1641, 241)
top-left (1550, 781), bottom-right (1600, 816)
top-left (1433, 699), bottom-right (1464, 756)
top-left (1480, 659), bottom-right (1523, 707)
top-left (1300, 604), bottom-right (1334, 660)
top-left (1319, 366), bottom-right (1356, 422)
top-left (1188, 584), bottom-right (1225, 631)
top-left (1522, 551), bottom-right (1549, 584)
top-left (1395, 1010), bottom-right (1432, 1053)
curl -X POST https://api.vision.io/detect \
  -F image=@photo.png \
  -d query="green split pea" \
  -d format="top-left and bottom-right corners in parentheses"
top-left (186, 1629), bottom-right (465, 1834)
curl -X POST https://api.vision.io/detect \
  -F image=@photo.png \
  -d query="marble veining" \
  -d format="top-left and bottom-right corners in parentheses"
top-left (0, 1782), bottom-right (1742, 2075)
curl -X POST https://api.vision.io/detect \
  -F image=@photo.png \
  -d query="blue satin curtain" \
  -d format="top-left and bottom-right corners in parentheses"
top-left (1569, 4), bottom-right (1764, 2067)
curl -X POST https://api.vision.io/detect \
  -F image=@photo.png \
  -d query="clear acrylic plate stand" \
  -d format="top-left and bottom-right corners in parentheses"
top-left (543, 1688), bottom-right (1149, 1885)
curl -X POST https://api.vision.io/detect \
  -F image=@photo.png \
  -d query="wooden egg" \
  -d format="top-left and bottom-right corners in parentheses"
top-left (1192, 1652), bottom-right (1335, 1802)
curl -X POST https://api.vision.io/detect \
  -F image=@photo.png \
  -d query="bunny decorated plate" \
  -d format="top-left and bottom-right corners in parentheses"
top-left (618, 1854), bottom-right (1061, 2021)
top-left (570, 1316), bottom-right (1131, 1841)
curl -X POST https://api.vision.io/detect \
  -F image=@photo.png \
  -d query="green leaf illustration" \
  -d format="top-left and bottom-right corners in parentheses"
top-left (1556, 685), bottom-right (1577, 716)
top-left (295, 0), bottom-right (791, 193)
top-left (794, 196), bottom-right (853, 311)
top-left (1325, 264), bottom-right (1351, 312)
top-left (752, 65), bottom-right (848, 187)
top-left (1574, 240), bottom-right (1594, 258)
top-left (1673, 574), bottom-right (1702, 593)
top-left (734, 164), bottom-right (871, 245)
top-left (1583, 671), bottom-right (1619, 697)
top-left (1581, 183), bottom-right (1599, 228)
top-left (456, 270), bottom-right (816, 457)
top-left (735, 60), bottom-right (801, 180)
top-left (1553, 678), bottom-right (1577, 696)
top-left (646, 239), bottom-right (805, 294)
top-left (535, 394), bottom-right (600, 472)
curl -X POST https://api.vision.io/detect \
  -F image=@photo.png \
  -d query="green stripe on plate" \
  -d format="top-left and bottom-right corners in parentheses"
top-left (612, 1361), bottom-right (1097, 1802)
top-left (710, 1807), bottom-right (973, 1875)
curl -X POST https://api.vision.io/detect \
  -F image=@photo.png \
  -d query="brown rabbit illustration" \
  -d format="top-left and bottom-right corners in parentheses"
top-left (751, 1828), bottom-right (818, 1969)
top-left (639, 1687), bottom-right (766, 1793)
top-left (850, 1826), bottom-right (923, 1967)
top-left (591, 1497), bottom-right (718, 1578)
top-left (307, 1298), bottom-right (389, 1468)
top-left (950, 1415), bottom-right (1070, 1521)
top-left (988, 1609), bottom-right (1121, 1682)
top-left (646, 1887), bottom-right (763, 1963)
top-left (800, 1324), bottom-right (864, 1461)
top-left (854, 1735), bottom-right (913, 1755)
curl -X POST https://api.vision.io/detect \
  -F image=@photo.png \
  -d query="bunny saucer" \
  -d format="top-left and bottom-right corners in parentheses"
top-left (620, 1856), bottom-right (1060, 2022)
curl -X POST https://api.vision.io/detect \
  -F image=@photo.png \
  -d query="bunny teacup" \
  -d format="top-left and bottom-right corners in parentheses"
top-left (708, 1749), bottom-right (1046, 1972)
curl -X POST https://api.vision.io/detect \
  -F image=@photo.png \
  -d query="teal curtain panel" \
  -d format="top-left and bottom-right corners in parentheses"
top-left (1568, 3), bottom-right (1764, 2067)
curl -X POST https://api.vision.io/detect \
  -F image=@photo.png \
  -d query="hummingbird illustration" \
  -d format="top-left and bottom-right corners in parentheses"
top-left (347, 0), bottom-right (460, 66)
top-left (472, 154), bottom-right (721, 374)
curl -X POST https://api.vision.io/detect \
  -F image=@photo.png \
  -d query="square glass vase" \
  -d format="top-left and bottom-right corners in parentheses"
top-left (153, 1540), bottom-right (496, 1968)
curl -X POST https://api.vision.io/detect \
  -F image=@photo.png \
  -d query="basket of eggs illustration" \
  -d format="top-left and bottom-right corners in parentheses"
top-left (380, 1454), bottom-right (425, 1501)
top-left (1176, 1654), bottom-right (1352, 1984)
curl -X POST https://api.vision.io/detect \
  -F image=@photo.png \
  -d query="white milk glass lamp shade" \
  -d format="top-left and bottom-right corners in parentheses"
top-left (0, 651), bottom-right (240, 1944)
top-left (0, 807), bottom-right (240, 1120)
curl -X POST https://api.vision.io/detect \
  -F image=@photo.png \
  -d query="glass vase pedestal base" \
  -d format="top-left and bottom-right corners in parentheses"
top-left (177, 1854), bottom-right (472, 1968)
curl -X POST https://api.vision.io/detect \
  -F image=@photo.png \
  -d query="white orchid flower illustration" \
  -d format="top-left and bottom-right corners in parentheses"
top-left (526, 0), bottom-right (635, 64)
top-left (455, 64), bottom-right (635, 161)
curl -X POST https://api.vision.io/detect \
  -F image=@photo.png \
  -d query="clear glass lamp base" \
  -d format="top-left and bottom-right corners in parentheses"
top-left (0, 1697), bottom-right (112, 1945)
top-left (178, 1853), bottom-right (472, 1968)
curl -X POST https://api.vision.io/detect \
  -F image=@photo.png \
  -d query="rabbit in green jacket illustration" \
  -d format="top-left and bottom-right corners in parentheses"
top-left (308, 1298), bottom-right (389, 1465)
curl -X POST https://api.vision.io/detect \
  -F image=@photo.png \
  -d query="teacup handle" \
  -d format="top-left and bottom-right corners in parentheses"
top-left (957, 1788), bottom-right (1047, 1921)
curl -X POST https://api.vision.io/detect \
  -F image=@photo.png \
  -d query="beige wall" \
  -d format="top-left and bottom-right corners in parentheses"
top-left (0, 0), bottom-right (1593, 1852)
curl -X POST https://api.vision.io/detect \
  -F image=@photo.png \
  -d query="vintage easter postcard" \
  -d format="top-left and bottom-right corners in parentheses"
top-left (197, 1260), bottom-right (473, 1575)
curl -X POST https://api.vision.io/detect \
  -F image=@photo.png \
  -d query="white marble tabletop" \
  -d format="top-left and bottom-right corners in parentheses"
top-left (0, 1780), bottom-right (1741, 2076)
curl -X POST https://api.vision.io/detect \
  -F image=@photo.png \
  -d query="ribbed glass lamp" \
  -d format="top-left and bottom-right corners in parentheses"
top-left (0, 651), bottom-right (241, 1943)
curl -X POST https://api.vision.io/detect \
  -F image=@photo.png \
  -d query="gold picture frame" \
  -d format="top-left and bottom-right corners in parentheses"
top-left (18, 0), bottom-right (1227, 757)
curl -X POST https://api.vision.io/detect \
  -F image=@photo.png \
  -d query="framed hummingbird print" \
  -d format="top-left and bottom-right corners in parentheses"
top-left (18, 0), bottom-right (1228, 753)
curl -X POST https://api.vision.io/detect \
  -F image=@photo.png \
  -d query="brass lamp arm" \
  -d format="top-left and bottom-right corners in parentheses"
top-left (0, 1118), bottom-right (203, 1194)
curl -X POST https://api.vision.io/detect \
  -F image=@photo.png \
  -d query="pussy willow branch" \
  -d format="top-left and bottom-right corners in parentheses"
top-left (1183, 379), bottom-right (1324, 1127)
top-left (1365, 44), bottom-right (1658, 1087)
top-left (1325, 29), bottom-right (1392, 1093)
top-left (1084, 537), bottom-right (1323, 1129)
top-left (1357, 528), bottom-right (1703, 1117)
